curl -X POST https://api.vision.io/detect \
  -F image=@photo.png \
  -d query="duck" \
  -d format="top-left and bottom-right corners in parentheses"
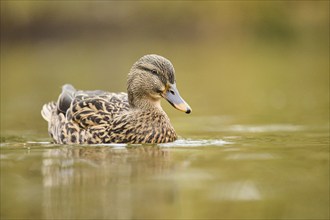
top-left (41, 54), bottom-right (191, 144)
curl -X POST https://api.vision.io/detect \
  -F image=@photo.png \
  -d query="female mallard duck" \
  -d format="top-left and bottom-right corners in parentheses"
top-left (41, 54), bottom-right (191, 144)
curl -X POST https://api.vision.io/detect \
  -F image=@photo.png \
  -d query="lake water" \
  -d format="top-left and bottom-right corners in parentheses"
top-left (1, 116), bottom-right (329, 219)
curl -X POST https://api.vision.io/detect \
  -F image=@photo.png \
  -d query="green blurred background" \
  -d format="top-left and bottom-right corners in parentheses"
top-left (1, 1), bottom-right (329, 134)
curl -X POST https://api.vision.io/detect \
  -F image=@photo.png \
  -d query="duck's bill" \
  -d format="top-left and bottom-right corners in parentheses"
top-left (163, 84), bottom-right (192, 114)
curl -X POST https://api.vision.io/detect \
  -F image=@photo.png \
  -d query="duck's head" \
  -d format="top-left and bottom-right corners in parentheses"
top-left (127, 54), bottom-right (191, 114)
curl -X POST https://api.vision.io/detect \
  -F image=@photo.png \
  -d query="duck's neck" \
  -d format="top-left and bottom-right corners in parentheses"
top-left (128, 93), bottom-right (165, 113)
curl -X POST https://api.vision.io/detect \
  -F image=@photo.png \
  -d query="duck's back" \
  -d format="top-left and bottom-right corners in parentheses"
top-left (57, 84), bottom-right (129, 116)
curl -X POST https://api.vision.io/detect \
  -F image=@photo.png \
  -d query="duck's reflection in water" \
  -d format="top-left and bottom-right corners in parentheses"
top-left (41, 146), bottom-right (173, 219)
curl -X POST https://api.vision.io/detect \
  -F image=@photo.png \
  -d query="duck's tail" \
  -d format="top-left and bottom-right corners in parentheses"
top-left (41, 102), bottom-right (56, 122)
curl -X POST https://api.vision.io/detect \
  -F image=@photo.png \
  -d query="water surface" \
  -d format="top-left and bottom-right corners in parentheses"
top-left (1, 117), bottom-right (329, 219)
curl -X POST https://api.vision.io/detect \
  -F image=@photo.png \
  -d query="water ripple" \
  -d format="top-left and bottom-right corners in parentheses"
top-left (160, 139), bottom-right (231, 147)
top-left (34, 139), bottom-right (231, 148)
top-left (1, 139), bottom-right (231, 149)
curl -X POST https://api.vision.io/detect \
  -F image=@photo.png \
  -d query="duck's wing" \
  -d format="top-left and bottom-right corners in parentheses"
top-left (68, 95), bottom-right (129, 128)
top-left (57, 84), bottom-right (76, 114)
top-left (57, 84), bottom-right (111, 114)
top-left (57, 84), bottom-right (129, 128)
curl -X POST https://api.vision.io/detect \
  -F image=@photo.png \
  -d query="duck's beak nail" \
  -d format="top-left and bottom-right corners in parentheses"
top-left (164, 84), bottom-right (192, 114)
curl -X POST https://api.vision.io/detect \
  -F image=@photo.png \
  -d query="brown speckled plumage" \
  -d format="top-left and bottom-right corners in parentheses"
top-left (41, 54), bottom-right (191, 144)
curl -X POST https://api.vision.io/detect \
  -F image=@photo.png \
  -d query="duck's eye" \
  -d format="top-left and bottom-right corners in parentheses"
top-left (155, 89), bottom-right (163, 94)
top-left (151, 69), bottom-right (158, 74)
